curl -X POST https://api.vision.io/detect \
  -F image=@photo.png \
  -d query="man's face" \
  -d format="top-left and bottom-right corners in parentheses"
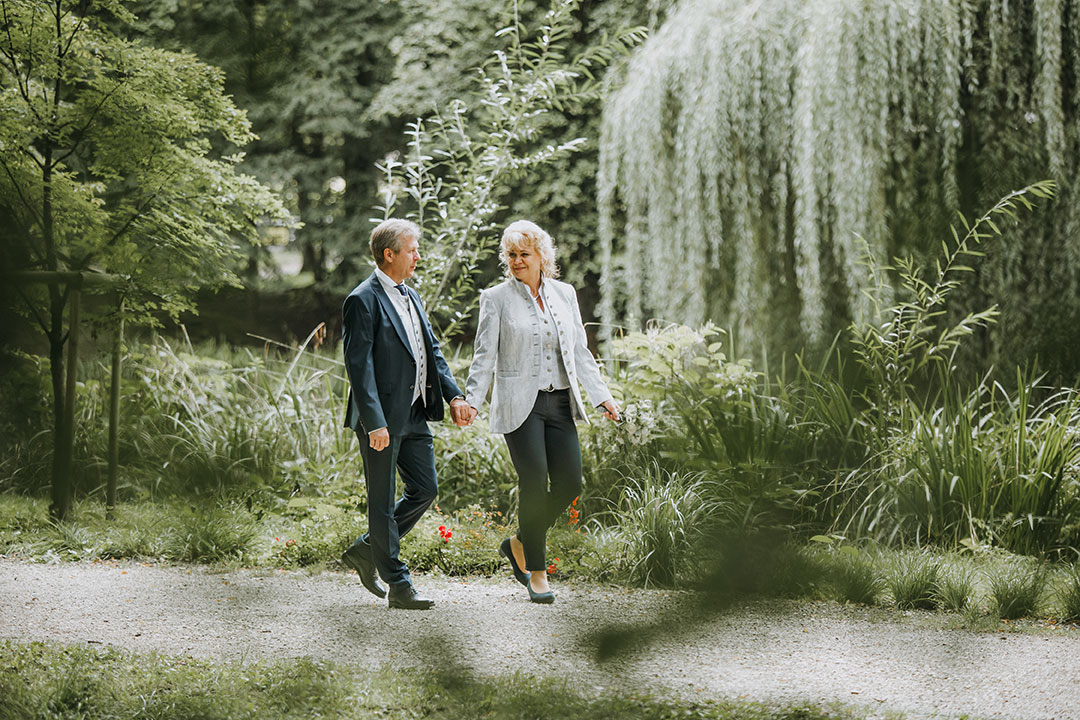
top-left (384, 234), bottom-right (420, 282)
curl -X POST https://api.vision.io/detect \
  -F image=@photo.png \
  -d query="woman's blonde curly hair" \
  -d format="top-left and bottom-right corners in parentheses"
top-left (500, 220), bottom-right (560, 279)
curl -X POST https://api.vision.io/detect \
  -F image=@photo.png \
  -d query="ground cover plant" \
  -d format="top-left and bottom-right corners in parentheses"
top-left (0, 640), bottom-right (873, 720)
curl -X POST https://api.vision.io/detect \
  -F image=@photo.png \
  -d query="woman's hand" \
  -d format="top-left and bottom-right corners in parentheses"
top-left (600, 400), bottom-right (620, 423)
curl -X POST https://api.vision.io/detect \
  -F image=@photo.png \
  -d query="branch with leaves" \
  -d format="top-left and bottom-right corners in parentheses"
top-left (375, 0), bottom-right (647, 337)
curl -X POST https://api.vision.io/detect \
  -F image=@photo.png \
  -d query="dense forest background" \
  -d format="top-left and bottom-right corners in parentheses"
top-left (112, 0), bottom-right (676, 347)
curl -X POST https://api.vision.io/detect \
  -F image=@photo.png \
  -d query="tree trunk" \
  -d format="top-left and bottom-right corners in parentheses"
top-left (106, 299), bottom-right (124, 518)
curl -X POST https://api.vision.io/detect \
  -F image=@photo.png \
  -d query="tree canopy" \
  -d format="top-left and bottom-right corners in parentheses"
top-left (597, 0), bottom-right (1080, 377)
top-left (0, 0), bottom-right (287, 516)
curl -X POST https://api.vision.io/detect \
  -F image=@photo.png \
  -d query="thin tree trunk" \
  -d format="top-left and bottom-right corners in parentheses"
top-left (106, 298), bottom-right (124, 519)
top-left (56, 285), bottom-right (80, 520)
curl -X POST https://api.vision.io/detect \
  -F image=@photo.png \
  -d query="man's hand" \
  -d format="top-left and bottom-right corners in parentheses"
top-left (600, 400), bottom-right (620, 423)
top-left (449, 398), bottom-right (475, 427)
top-left (368, 427), bottom-right (390, 451)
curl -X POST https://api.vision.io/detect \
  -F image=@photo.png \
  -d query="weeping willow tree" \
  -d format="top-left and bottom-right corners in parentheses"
top-left (598, 0), bottom-right (1080, 375)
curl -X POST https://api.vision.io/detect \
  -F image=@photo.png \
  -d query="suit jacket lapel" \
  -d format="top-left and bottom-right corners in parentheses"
top-left (370, 272), bottom-right (415, 359)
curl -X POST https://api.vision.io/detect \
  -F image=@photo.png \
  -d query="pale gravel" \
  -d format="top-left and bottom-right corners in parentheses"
top-left (1, 558), bottom-right (1078, 719)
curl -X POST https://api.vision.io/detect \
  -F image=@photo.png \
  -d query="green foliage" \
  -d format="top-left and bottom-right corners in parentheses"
top-left (401, 504), bottom-right (511, 576)
top-left (831, 554), bottom-right (884, 605)
top-left (987, 561), bottom-right (1048, 619)
top-left (817, 183), bottom-right (1080, 554)
top-left (887, 553), bottom-right (941, 610)
top-left (598, 463), bottom-right (726, 587)
top-left (377, 0), bottom-right (647, 336)
top-left (1060, 565), bottom-right (1080, 622)
top-left (933, 565), bottom-right (975, 613)
top-left (0, 0), bottom-right (289, 319)
top-left (597, 0), bottom-right (1080, 380)
top-left (166, 504), bottom-right (259, 563)
top-left (129, 0), bottom-right (404, 287)
top-left (0, 640), bottom-right (873, 720)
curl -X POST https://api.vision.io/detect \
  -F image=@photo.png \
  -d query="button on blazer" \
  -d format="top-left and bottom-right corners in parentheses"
top-left (342, 271), bottom-right (462, 435)
top-left (465, 277), bottom-right (613, 434)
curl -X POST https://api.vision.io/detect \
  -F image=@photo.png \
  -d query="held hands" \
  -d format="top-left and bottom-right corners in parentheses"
top-left (600, 399), bottom-right (621, 423)
top-left (449, 397), bottom-right (478, 427)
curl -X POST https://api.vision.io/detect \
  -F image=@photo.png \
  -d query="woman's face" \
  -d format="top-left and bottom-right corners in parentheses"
top-left (506, 243), bottom-right (542, 284)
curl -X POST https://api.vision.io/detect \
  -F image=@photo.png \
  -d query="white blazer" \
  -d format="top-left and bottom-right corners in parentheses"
top-left (465, 277), bottom-right (614, 434)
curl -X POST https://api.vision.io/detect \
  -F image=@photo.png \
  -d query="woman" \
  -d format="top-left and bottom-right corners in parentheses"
top-left (464, 220), bottom-right (619, 603)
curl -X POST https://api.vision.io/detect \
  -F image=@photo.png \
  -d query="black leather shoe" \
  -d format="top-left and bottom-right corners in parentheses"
top-left (499, 538), bottom-right (530, 587)
top-left (341, 541), bottom-right (386, 599)
top-left (527, 584), bottom-right (555, 604)
top-left (388, 583), bottom-right (435, 610)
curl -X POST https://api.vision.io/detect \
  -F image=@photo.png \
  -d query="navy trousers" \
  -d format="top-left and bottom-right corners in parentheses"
top-left (355, 400), bottom-right (437, 586)
top-left (503, 389), bottom-right (583, 572)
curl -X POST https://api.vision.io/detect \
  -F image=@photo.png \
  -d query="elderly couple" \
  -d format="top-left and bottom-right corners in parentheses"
top-left (340, 218), bottom-right (619, 609)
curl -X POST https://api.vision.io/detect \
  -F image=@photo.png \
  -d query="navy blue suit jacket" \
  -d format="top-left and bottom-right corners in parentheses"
top-left (342, 271), bottom-right (463, 435)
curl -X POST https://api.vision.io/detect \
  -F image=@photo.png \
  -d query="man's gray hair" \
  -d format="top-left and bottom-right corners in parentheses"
top-left (370, 218), bottom-right (420, 266)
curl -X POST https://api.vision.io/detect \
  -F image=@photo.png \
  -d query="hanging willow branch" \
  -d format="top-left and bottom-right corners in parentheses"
top-left (597, 0), bottom-right (1080, 356)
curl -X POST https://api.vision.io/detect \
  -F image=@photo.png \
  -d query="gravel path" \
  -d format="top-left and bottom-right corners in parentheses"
top-left (1, 558), bottom-right (1078, 719)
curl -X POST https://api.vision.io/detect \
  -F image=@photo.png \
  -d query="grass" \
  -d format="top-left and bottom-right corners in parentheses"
top-left (933, 565), bottom-right (975, 612)
top-left (987, 562), bottom-right (1047, 619)
top-left (1060, 566), bottom-right (1080, 621)
top-left (887, 553), bottom-right (941, 610)
top-left (0, 640), bottom-right (875, 720)
top-left (832, 555), bottom-right (883, 605)
top-left (601, 464), bottom-right (728, 587)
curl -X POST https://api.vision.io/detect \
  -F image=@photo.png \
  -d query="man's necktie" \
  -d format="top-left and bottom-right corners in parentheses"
top-left (394, 283), bottom-right (406, 296)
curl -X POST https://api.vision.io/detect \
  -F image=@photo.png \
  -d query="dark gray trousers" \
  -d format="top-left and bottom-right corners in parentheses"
top-left (503, 389), bottom-right (582, 572)
top-left (355, 400), bottom-right (436, 586)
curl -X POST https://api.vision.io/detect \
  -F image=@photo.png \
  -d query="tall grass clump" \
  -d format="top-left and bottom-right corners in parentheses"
top-left (831, 554), bottom-right (884, 605)
top-left (934, 565), bottom-right (975, 612)
top-left (817, 182), bottom-right (1080, 555)
top-left (1060, 566), bottom-right (1080, 622)
top-left (888, 552), bottom-right (941, 610)
top-left (987, 561), bottom-right (1047, 619)
top-left (602, 463), bottom-right (726, 587)
top-left (166, 504), bottom-right (259, 563)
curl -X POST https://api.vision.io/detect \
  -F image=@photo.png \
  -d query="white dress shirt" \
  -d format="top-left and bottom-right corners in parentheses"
top-left (375, 267), bottom-right (427, 406)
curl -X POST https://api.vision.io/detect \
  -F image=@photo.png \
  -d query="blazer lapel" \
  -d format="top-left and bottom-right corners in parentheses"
top-left (370, 273), bottom-right (415, 359)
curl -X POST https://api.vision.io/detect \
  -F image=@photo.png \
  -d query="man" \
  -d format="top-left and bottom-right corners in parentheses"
top-left (340, 218), bottom-right (470, 609)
